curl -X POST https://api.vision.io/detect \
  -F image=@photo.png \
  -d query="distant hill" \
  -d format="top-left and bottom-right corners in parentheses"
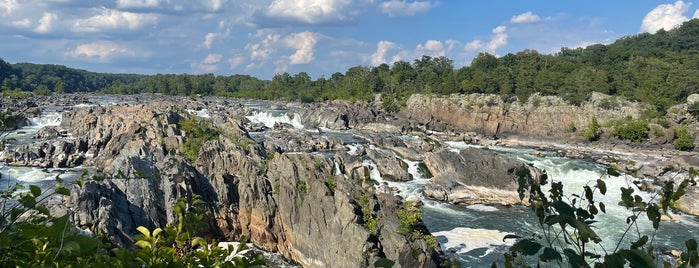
top-left (2, 19), bottom-right (698, 111)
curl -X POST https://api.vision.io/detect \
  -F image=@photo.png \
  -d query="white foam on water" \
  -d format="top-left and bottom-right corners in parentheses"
top-left (187, 109), bottom-right (211, 118)
top-left (432, 227), bottom-right (514, 255)
top-left (346, 144), bottom-right (361, 155)
top-left (246, 111), bottom-right (304, 129)
top-left (29, 111), bottom-right (62, 128)
top-left (466, 204), bottom-right (499, 212)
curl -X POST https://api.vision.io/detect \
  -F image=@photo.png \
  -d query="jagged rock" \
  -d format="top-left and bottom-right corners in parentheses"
top-left (422, 147), bottom-right (540, 206)
top-left (48, 103), bottom-right (446, 267)
top-left (366, 147), bottom-right (412, 182)
top-left (262, 129), bottom-right (345, 153)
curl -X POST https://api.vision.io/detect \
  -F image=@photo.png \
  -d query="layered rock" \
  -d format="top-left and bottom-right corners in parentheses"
top-left (422, 147), bottom-right (541, 206)
top-left (25, 102), bottom-right (446, 267)
top-left (399, 92), bottom-right (646, 138)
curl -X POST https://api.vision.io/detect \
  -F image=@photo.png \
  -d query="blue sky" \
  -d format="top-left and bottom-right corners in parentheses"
top-left (1, 0), bottom-right (698, 79)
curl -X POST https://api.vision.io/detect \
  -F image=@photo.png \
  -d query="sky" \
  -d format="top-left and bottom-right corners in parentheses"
top-left (1, 1), bottom-right (698, 79)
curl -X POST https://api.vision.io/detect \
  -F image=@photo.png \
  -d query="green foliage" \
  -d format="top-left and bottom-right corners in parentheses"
top-left (566, 122), bottom-right (577, 133)
top-left (0, 180), bottom-right (267, 267)
top-left (397, 201), bottom-right (422, 236)
top-left (583, 117), bottom-right (601, 141)
top-left (674, 126), bottom-right (695, 151)
top-left (324, 176), bottom-right (336, 191)
top-left (296, 181), bottom-right (307, 196)
top-left (613, 119), bottom-right (649, 142)
top-left (178, 116), bottom-right (219, 162)
top-left (358, 193), bottom-right (379, 235)
top-left (689, 102), bottom-right (699, 118)
top-left (502, 163), bottom-right (698, 267)
top-left (273, 182), bottom-right (280, 195)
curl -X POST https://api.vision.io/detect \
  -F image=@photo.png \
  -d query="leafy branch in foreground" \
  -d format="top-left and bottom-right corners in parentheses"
top-left (499, 166), bottom-right (698, 267)
top-left (0, 171), bottom-right (267, 267)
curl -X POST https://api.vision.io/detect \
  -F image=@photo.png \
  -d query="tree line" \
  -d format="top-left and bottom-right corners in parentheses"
top-left (2, 19), bottom-right (699, 111)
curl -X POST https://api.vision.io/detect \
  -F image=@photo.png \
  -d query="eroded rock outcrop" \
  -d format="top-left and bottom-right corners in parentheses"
top-left (26, 102), bottom-right (446, 267)
top-left (422, 147), bottom-right (541, 206)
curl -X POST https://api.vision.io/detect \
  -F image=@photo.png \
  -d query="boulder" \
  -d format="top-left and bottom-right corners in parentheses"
top-left (422, 147), bottom-right (540, 206)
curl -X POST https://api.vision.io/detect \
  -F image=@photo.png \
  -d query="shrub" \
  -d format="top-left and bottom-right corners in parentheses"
top-left (178, 116), bottom-right (219, 162)
top-left (324, 176), bottom-right (336, 191)
top-left (296, 181), bottom-right (307, 196)
top-left (674, 126), bottom-right (695, 151)
top-left (690, 102), bottom-right (699, 118)
top-left (397, 202), bottom-right (422, 236)
top-left (358, 194), bottom-right (379, 235)
top-left (613, 120), bottom-right (649, 142)
top-left (566, 122), bottom-right (577, 133)
top-left (583, 117), bottom-right (601, 141)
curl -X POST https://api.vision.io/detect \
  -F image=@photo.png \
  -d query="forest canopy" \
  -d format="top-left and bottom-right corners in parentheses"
top-left (2, 19), bottom-right (699, 110)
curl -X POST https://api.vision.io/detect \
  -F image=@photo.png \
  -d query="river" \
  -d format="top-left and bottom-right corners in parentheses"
top-left (3, 95), bottom-right (697, 267)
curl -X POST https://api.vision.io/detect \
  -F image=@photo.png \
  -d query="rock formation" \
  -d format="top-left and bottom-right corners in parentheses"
top-left (11, 100), bottom-right (444, 267)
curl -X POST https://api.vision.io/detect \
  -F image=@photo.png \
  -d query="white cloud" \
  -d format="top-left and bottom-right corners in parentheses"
top-left (415, 40), bottom-right (445, 57)
top-left (35, 12), bottom-right (57, 33)
top-left (208, 0), bottom-right (225, 12)
top-left (247, 31), bottom-right (280, 61)
top-left (285, 31), bottom-right (319, 64)
top-left (192, 53), bottom-right (222, 72)
top-left (380, 0), bottom-right (435, 17)
top-left (204, 33), bottom-right (221, 49)
top-left (487, 26), bottom-right (508, 53)
top-left (371, 40), bottom-right (398, 66)
top-left (0, 0), bottom-right (19, 16)
top-left (73, 8), bottom-right (158, 32)
top-left (260, 0), bottom-right (371, 26)
top-left (465, 40), bottom-right (482, 51)
top-left (641, 0), bottom-right (692, 33)
top-left (116, 0), bottom-right (161, 9)
top-left (463, 26), bottom-right (507, 54)
top-left (69, 40), bottom-right (136, 61)
top-left (510, 11), bottom-right (540, 24)
top-left (11, 18), bottom-right (31, 28)
top-left (228, 56), bottom-right (245, 69)
top-left (695, 9), bottom-right (699, 18)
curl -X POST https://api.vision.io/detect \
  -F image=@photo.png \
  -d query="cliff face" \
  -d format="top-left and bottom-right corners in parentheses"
top-left (33, 102), bottom-right (443, 267)
top-left (399, 93), bottom-right (646, 137)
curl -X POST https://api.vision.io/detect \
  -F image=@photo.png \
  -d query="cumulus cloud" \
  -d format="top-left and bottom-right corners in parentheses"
top-left (73, 8), bottom-right (158, 32)
top-left (228, 56), bottom-right (245, 69)
top-left (69, 40), bottom-right (136, 61)
top-left (380, 0), bottom-right (435, 17)
top-left (192, 53), bottom-right (222, 72)
top-left (247, 31), bottom-right (281, 61)
top-left (35, 12), bottom-right (58, 33)
top-left (116, 0), bottom-right (161, 9)
top-left (641, 0), bottom-right (693, 33)
top-left (1, 0), bottom-right (19, 16)
top-left (415, 40), bottom-right (445, 57)
top-left (463, 25), bottom-right (508, 54)
top-left (285, 31), bottom-right (319, 64)
top-left (256, 0), bottom-right (371, 26)
top-left (370, 40), bottom-right (398, 66)
top-left (510, 11), bottom-right (540, 24)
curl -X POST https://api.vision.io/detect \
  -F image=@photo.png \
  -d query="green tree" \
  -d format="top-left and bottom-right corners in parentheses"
top-left (674, 126), bottom-right (695, 151)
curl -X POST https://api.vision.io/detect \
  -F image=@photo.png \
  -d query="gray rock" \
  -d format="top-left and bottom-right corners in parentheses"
top-left (423, 147), bottom-right (540, 206)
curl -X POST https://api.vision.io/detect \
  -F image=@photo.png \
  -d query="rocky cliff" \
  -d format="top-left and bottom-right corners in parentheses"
top-left (8, 100), bottom-right (445, 267)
